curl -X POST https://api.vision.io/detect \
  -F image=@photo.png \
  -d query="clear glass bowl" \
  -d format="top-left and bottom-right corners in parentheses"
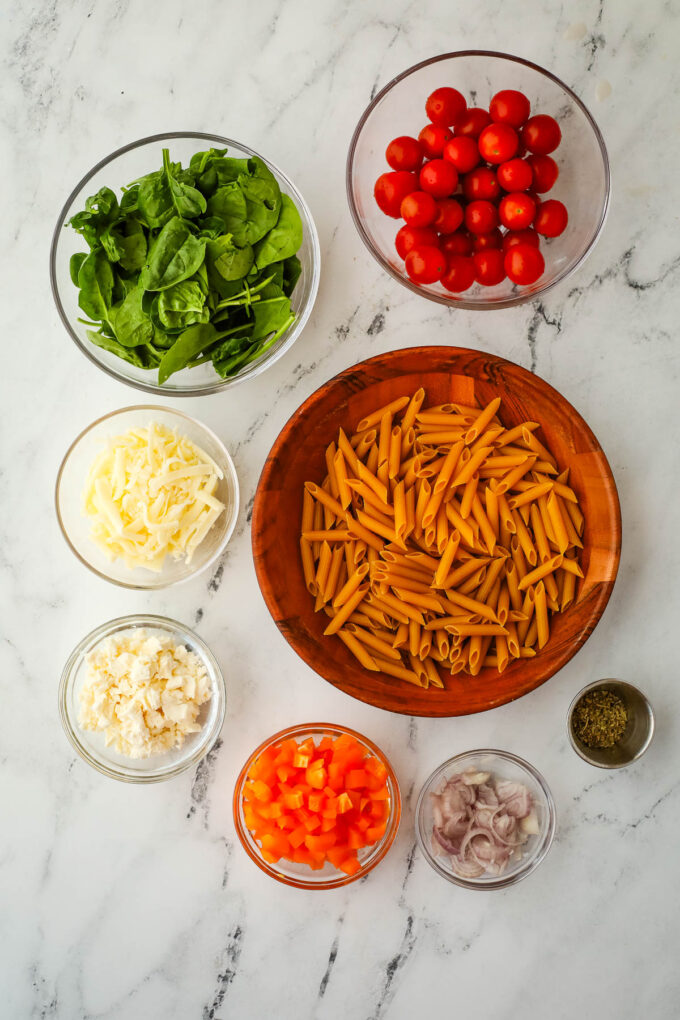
top-left (50, 131), bottom-right (321, 395)
top-left (59, 614), bottom-right (226, 783)
top-left (233, 723), bottom-right (401, 889)
top-left (55, 405), bottom-right (239, 589)
top-left (347, 51), bottom-right (610, 309)
top-left (415, 749), bottom-right (555, 889)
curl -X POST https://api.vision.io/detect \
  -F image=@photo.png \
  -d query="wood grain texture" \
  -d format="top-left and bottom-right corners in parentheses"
top-left (252, 347), bottom-right (621, 717)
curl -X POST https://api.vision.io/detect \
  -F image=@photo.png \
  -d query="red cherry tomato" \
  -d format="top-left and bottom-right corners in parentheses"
top-left (442, 136), bottom-right (480, 174)
top-left (496, 158), bottom-right (533, 192)
top-left (385, 135), bottom-right (423, 172)
top-left (442, 232), bottom-right (473, 257)
top-left (521, 115), bottom-right (561, 155)
top-left (499, 192), bottom-right (537, 231)
top-left (527, 154), bottom-right (559, 193)
top-left (465, 199), bottom-right (499, 235)
top-left (374, 171), bottom-right (418, 217)
top-left (463, 167), bottom-right (500, 201)
top-left (502, 228), bottom-right (540, 253)
top-left (478, 123), bottom-right (519, 164)
top-left (395, 225), bottom-right (440, 259)
top-left (489, 89), bottom-right (531, 128)
top-left (426, 87), bottom-right (467, 126)
top-left (419, 159), bottom-right (458, 198)
top-left (405, 245), bottom-right (446, 284)
top-left (504, 242), bottom-right (545, 285)
top-left (433, 198), bottom-right (464, 234)
top-left (473, 249), bottom-right (506, 286)
top-left (400, 190), bottom-right (438, 227)
top-left (441, 255), bottom-right (476, 292)
top-left (534, 199), bottom-right (568, 237)
top-left (418, 124), bottom-right (453, 158)
top-left (472, 228), bottom-right (503, 252)
top-left (454, 107), bottom-right (491, 138)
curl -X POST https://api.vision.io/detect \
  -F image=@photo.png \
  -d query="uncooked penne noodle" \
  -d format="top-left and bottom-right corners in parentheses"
top-left (418, 626), bottom-right (432, 660)
top-left (533, 580), bottom-right (549, 649)
top-left (347, 611), bottom-right (374, 628)
top-left (546, 490), bottom-right (569, 554)
top-left (323, 545), bottom-right (345, 602)
top-left (441, 555), bottom-right (489, 589)
top-left (441, 589), bottom-right (498, 622)
top-left (512, 507), bottom-right (538, 566)
top-left (423, 657), bottom-right (444, 688)
top-left (393, 621), bottom-right (409, 649)
top-left (435, 628), bottom-right (450, 658)
top-left (460, 472), bottom-right (479, 519)
top-left (468, 635), bottom-right (484, 673)
top-left (354, 428), bottom-right (377, 460)
top-left (345, 512), bottom-right (384, 552)
top-left (300, 538), bottom-right (317, 596)
top-left (305, 481), bottom-right (344, 520)
top-left (529, 503), bottom-right (551, 562)
top-left (523, 430), bottom-right (557, 467)
top-left (518, 553), bottom-right (564, 591)
top-left (303, 530), bottom-right (352, 542)
top-left (408, 651), bottom-right (428, 681)
top-left (484, 483), bottom-right (500, 537)
top-left (447, 623), bottom-right (509, 637)
top-left (433, 441), bottom-right (464, 494)
top-left (560, 557), bottom-right (583, 579)
top-left (496, 421), bottom-right (540, 447)
top-left (458, 568), bottom-right (487, 595)
top-left (537, 492), bottom-right (557, 545)
top-left (302, 488), bottom-right (315, 532)
top-left (518, 646), bottom-right (537, 658)
top-left (495, 456), bottom-right (539, 495)
top-left (510, 535), bottom-right (528, 580)
top-left (401, 388), bottom-right (426, 433)
top-left (391, 479), bottom-right (407, 541)
top-left (325, 442), bottom-right (340, 499)
top-left (346, 623), bottom-right (401, 661)
top-left (404, 483), bottom-right (415, 538)
top-left (315, 541), bottom-right (332, 598)
top-left (561, 500), bottom-right (584, 549)
top-left (347, 479), bottom-right (393, 517)
top-left (495, 635), bottom-right (510, 673)
top-left (355, 508), bottom-right (402, 546)
top-left (505, 559), bottom-right (523, 611)
top-left (561, 566), bottom-right (577, 611)
top-left (378, 410), bottom-right (393, 468)
top-left (394, 589), bottom-right (445, 614)
top-left (354, 539), bottom-right (367, 563)
top-left (356, 460), bottom-right (389, 504)
top-left (333, 448), bottom-right (352, 509)
top-left (464, 396), bottom-right (502, 444)
top-left (372, 656), bottom-right (424, 687)
top-left (475, 555), bottom-right (507, 604)
top-left (417, 430), bottom-right (465, 444)
top-left (337, 427), bottom-right (361, 475)
top-left (357, 396), bottom-right (409, 432)
top-left (432, 531), bottom-right (461, 588)
top-left (517, 589), bottom-right (536, 644)
top-left (436, 505), bottom-right (449, 555)
top-left (388, 426), bottom-right (402, 479)
top-left (543, 568), bottom-right (560, 604)
top-left (324, 583), bottom-right (369, 635)
top-left (333, 561), bottom-right (370, 607)
top-left (471, 492), bottom-right (497, 555)
top-left (444, 502), bottom-right (476, 547)
top-left (369, 592), bottom-right (422, 624)
top-left (565, 497), bottom-right (585, 536)
top-left (337, 628), bottom-right (379, 671)
top-left (416, 411), bottom-right (470, 426)
top-left (505, 620), bottom-right (520, 658)
top-left (496, 584), bottom-right (510, 625)
top-left (451, 446), bottom-right (493, 486)
top-left (366, 442), bottom-right (380, 476)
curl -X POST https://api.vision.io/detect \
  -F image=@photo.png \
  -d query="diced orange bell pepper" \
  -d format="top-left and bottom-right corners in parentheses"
top-left (306, 766), bottom-right (327, 790)
top-left (276, 764), bottom-right (296, 783)
top-left (305, 832), bottom-right (336, 853)
top-left (345, 769), bottom-right (369, 789)
top-left (320, 817), bottom-right (336, 832)
top-left (347, 825), bottom-right (365, 850)
top-left (366, 823), bottom-right (386, 843)
top-left (339, 854), bottom-right (361, 876)
top-left (283, 791), bottom-right (304, 810)
top-left (293, 752), bottom-right (311, 769)
top-left (327, 845), bottom-right (350, 868)
top-left (308, 792), bottom-right (324, 813)
top-left (336, 792), bottom-right (353, 814)
top-left (304, 814), bottom-right (321, 832)
top-left (289, 824), bottom-right (308, 848)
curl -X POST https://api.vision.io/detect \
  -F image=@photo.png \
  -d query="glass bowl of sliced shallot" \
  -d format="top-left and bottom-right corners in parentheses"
top-left (415, 749), bottom-right (555, 890)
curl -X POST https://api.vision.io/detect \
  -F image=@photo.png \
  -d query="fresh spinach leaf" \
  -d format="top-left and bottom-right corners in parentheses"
top-left (162, 148), bottom-right (206, 219)
top-left (206, 183), bottom-right (249, 244)
top-left (206, 234), bottom-right (254, 281)
top-left (87, 329), bottom-right (159, 368)
top-left (70, 252), bottom-right (87, 286)
top-left (283, 254), bottom-right (302, 295)
top-left (140, 216), bottom-right (206, 291)
top-left (110, 284), bottom-right (155, 348)
top-left (157, 322), bottom-right (243, 384)
top-left (157, 278), bottom-right (210, 330)
top-left (253, 194), bottom-right (303, 269)
top-left (77, 249), bottom-right (114, 323)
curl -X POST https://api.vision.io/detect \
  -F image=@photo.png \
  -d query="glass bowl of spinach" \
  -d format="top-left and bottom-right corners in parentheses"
top-left (50, 132), bottom-right (320, 395)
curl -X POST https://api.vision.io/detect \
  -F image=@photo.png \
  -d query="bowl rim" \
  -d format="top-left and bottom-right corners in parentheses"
top-left (252, 345), bottom-right (622, 717)
top-left (346, 49), bottom-right (611, 310)
top-left (55, 403), bottom-right (240, 590)
top-left (566, 678), bottom-right (655, 768)
top-left (232, 721), bottom-right (402, 889)
top-left (49, 130), bottom-right (321, 396)
top-left (58, 613), bottom-right (227, 783)
top-left (415, 748), bottom-right (556, 889)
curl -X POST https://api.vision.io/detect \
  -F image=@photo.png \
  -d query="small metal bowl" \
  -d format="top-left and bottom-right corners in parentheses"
top-left (567, 679), bottom-right (654, 768)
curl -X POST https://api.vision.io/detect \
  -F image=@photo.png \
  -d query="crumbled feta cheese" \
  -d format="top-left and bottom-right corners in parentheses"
top-left (78, 628), bottom-right (212, 758)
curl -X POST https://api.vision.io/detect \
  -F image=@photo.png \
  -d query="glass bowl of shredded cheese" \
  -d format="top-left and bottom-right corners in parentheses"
top-left (59, 614), bottom-right (226, 782)
top-left (56, 405), bottom-right (239, 588)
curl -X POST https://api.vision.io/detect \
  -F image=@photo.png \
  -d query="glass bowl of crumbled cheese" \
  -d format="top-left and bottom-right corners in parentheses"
top-left (55, 405), bottom-right (239, 589)
top-left (59, 614), bottom-right (226, 782)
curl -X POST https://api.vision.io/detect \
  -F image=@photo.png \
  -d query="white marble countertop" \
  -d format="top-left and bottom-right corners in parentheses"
top-left (3, 0), bottom-right (679, 1017)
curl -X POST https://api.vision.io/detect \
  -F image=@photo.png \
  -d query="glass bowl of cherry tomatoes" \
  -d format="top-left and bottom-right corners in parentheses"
top-left (347, 51), bottom-right (610, 309)
top-left (233, 723), bottom-right (401, 889)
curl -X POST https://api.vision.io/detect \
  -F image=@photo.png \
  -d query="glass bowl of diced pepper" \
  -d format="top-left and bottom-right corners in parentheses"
top-left (233, 723), bottom-right (401, 888)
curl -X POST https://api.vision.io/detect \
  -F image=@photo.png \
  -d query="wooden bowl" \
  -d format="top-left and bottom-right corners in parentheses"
top-left (252, 348), bottom-right (621, 717)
